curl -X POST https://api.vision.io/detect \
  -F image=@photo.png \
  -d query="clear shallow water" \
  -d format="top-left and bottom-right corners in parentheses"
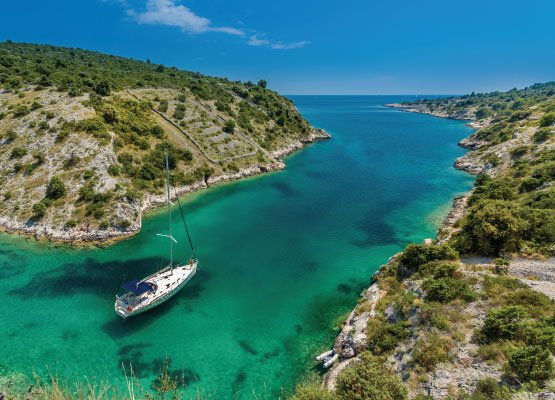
top-left (0, 96), bottom-right (474, 398)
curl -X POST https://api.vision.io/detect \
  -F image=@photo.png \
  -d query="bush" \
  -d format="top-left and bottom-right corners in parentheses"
top-left (422, 277), bottom-right (476, 303)
top-left (480, 306), bottom-right (528, 342)
top-left (93, 80), bottom-right (110, 96)
top-left (12, 105), bottom-right (30, 118)
top-left (413, 333), bottom-right (453, 371)
top-left (64, 219), bottom-right (77, 229)
top-left (107, 164), bottom-right (121, 176)
top-left (158, 100), bottom-right (168, 113)
top-left (32, 201), bottom-right (47, 218)
top-left (454, 200), bottom-right (528, 255)
top-left (45, 176), bottom-right (67, 199)
top-left (533, 127), bottom-right (552, 142)
top-left (223, 119), bottom-right (236, 133)
top-left (539, 112), bottom-right (555, 127)
top-left (10, 147), bottom-right (27, 159)
top-left (397, 244), bottom-right (458, 274)
top-left (470, 378), bottom-right (513, 400)
top-left (335, 353), bottom-right (407, 400)
top-left (508, 346), bottom-right (554, 383)
top-left (291, 383), bottom-right (337, 400)
top-left (367, 320), bottom-right (410, 355)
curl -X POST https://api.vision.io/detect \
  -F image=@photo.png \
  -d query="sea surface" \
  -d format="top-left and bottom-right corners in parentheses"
top-left (0, 96), bottom-right (475, 398)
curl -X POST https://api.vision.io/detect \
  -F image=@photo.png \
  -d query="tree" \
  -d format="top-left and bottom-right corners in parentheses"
top-left (223, 119), bottom-right (236, 133)
top-left (45, 176), bottom-right (67, 200)
top-left (32, 202), bottom-right (47, 219)
top-left (93, 80), bottom-right (110, 96)
top-left (257, 79), bottom-right (267, 89)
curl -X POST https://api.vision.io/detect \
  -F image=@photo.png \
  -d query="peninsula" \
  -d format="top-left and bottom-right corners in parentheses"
top-left (0, 42), bottom-right (329, 244)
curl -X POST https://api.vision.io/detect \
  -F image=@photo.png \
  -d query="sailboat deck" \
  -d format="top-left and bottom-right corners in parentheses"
top-left (115, 263), bottom-right (197, 318)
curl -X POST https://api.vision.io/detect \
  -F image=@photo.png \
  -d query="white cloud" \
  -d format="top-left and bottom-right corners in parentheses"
top-left (130, 0), bottom-right (244, 36)
top-left (247, 34), bottom-right (310, 50)
top-left (248, 35), bottom-right (270, 47)
top-left (271, 41), bottom-right (311, 50)
top-left (123, 1), bottom-right (310, 49)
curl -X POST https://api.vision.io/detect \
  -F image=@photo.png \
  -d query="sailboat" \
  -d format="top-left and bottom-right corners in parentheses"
top-left (115, 154), bottom-right (199, 319)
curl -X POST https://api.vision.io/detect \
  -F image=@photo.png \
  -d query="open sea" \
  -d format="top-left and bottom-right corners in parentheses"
top-left (0, 96), bottom-right (475, 398)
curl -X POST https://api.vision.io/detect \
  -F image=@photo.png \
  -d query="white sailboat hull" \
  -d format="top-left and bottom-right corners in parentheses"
top-left (115, 262), bottom-right (198, 319)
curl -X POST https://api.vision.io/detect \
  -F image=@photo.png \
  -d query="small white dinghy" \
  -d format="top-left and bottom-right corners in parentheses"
top-left (115, 154), bottom-right (199, 319)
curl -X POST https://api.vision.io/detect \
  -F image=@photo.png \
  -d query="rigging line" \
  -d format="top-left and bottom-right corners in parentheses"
top-left (173, 186), bottom-right (196, 259)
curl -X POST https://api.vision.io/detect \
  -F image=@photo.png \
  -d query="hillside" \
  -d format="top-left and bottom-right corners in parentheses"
top-left (0, 42), bottom-right (329, 243)
top-left (292, 84), bottom-right (555, 400)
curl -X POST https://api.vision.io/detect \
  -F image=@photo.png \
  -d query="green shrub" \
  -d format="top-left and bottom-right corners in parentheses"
top-left (64, 219), bottom-right (78, 229)
top-left (291, 383), bottom-right (337, 400)
top-left (510, 146), bottom-right (528, 159)
top-left (454, 200), bottom-right (528, 255)
top-left (32, 201), bottom-right (47, 218)
top-left (10, 147), bottom-right (27, 159)
top-left (470, 378), bottom-right (513, 400)
top-left (413, 333), bottom-right (453, 371)
top-left (480, 306), bottom-right (528, 343)
top-left (107, 164), bottom-right (121, 176)
top-left (12, 104), bottom-right (30, 118)
top-left (223, 119), bottom-right (236, 133)
top-left (367, 319), bottom-right (410, 355)
top-left (422, 277), bottom-right (477, 303)
top-left (533, 127), bottom-right (552, 142)
top-left (539, 112), bottom-right (555, 127)
top-left (45, 176), bottom-right (67, 199)
top-left (525, 321), bottom-right (555, 352)
top-left (335, 353), bottom-right (407, 400)
top-left (397, 244), bottom-right (458, 274)
top-left (507, 346), bottom-right (554, 383)
top-left (158, 99), bottom-right (168, 113)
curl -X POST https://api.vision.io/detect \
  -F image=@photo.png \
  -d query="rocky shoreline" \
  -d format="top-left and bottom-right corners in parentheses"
top-left (322, 105), bottom-right (486, 388)
top-left (0, 128), bottom-right (330, 246)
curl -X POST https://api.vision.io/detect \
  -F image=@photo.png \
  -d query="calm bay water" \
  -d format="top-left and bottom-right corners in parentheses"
top-left (0, 96), bottom-right (474, 398)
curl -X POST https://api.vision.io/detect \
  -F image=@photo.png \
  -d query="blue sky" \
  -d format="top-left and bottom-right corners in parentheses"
top-left (2, 0), bottom-right (554, 94)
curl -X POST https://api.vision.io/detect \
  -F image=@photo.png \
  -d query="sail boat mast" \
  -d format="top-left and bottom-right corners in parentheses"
top-left (165, 153), bottom-right (173, 274)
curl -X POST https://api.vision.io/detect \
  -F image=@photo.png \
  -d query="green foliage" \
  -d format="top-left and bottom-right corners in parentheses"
top-left (10, 146), bottom-right (27, 158)
top-left (413, 333), bottom-right (453, 371)
top-left (45, 176), bottom-right (67, 200)
top-left (540, 112), bottom-right (555, 127)
top-left (454, 200), bottom-right (554, 255)
top-left (507, 346), bottom-right (554, 383)
top-left (422, 277), bottom-right (477, 303)
top-left (397, 244), bottom-right (458, 274)
top-left (12, 104), bottom-right (30, 118)
top-left (533, 127), bottom-right (552, 142)
top-left (223, 119), bottom-right (236, 133)
top-left (32, 201), bottom-right (47, 218)
top-left (291, 383), bottom-right (337, 400)
top-left (335, 353), bottom-right (408, 400)
top-left (480, 306), bottom-right (528, 343)
top-left (107, 164), bottom-right (121, 176)
top-left (367, 319), bottom-right (410, 355)
top-left (467, 378), bottom-right (513, 400)
top-left (157, 99), bottom-right (169, 113)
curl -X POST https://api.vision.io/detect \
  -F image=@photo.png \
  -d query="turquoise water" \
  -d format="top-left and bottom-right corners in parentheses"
top-left (0, 96), bottom-right (474, 398)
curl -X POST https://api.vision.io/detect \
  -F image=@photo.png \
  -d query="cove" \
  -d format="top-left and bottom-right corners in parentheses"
top-left (0, 96), bottom-right (475, 398)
